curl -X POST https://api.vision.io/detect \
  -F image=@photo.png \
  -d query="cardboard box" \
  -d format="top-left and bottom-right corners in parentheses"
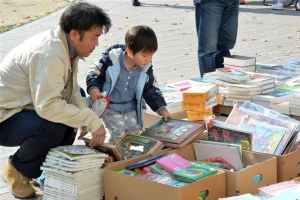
top-left (104, 144), bottom-right (226, 200)
top-left (224, 150), bottom-right (277, 197)
top-left (143, 110), bottom-right (187, 129)
top-left (277, 150), bottom-right (300, 182)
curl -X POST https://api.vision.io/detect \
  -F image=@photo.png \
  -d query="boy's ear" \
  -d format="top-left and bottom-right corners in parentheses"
top-left (126, 48), bottom-right (133, 56)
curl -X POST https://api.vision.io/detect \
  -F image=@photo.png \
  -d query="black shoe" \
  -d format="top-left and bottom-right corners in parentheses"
top-left (132, 0), bottom-right (141, 6)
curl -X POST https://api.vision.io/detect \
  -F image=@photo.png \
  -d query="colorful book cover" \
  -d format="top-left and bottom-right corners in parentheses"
top-left (207, 120), bottom-right (253, 150)
top-left (125, 152), bottom-right (168, 170)
top-left (200, 156), bottom-right (235, 170)
top-left (156, 153), bottom-right (192, 173)
top-left (238, 116), bottom-right (287, 154)
top-left (118, 169), bottom-right (139, 177)
top-left (149, 164), bottom-right (170, 175)
top-left (115, 133), bottom-right (163, 160)
top-left (172, 163), bottom-right (218, 183)
top-left (140, 118), bottom-right (205, 144)
top-left (226, 106), bottom-right (297, 155)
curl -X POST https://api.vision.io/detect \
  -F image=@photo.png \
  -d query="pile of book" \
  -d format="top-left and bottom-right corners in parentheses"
top-left (118, 153), bottom-right (218, 188)
top-left (41, 145), bottom-right (107, 200)
top-left (223, 55), bottom-right (256, 72)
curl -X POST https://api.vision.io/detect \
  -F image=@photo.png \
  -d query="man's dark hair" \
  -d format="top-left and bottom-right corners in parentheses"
top-left (125, 25), bottom-right (158, 55)
top-left (59, 2), bottom-right (111, 37)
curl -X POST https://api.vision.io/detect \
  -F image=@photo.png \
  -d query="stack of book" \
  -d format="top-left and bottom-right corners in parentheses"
top-left (281, 60), bottom-right (300, 76)
top-left (223, 55), bottom-right (256, 72)
top-left (289, 94), bottom-right (300, 116)
top-left (181, 83), bottom-right (221, 120)
top-left (258, 180), bottom-right (300, 199)
top-left (41, 145), bottom-right (107, 200)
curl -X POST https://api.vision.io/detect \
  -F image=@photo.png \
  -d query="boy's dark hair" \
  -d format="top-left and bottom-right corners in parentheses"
top-left (125, 25), bottom-right (158, 55)
top-left (59, 2), bottom-right (111, 39)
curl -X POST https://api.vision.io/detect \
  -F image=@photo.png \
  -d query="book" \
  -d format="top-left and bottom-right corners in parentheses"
top-left (258, 180), bottom-right (299, 198)
top-left (218, 193), bottom-right (261, 199)
top-left (268, 184), bottom-right (300, 200)
top-left (216, 68), bottom-right (251, 83)
top-left (282, 60), bottom-right (300, 71)
top-left (156, 153), bottom-right (193, 173)
top-left (50, 145), bottom-right (106, 161)
top-left (165, 79), bottom-right (199, 91)
top-left (140, 118), bottom-right (205, 144)
top-left (82, 138), bottom-right (122, 161)
top-left (125, 152), bottom-right (168, 170)
top-left (207, 120), bottom-right (253, 150)
top-left (223, 55), bottom-right (256, 67)
top-left (118, 169), bottom-right (140, 177)
top-left (238, 116), bottom-right (287, 154)
top-left (193, 143), bottom-right (243, 170)
top-left (226, 106), bottom-right (297, 155)
top-left (182, 84), bottom-right (219, 102)
top-left (181, 94), bottom-right (221, 111)
top-left (172, 163), bottom-right (218, 183)
top-left (242, 74), bottom-right (274, 86)
top-left (252, 90), bottom-right (293, 104)
top-left (149, 164), bottom-right (170, 175)
top-left (225, 64), bottom-right (256, 72)
top-left (115, 133), bottom-right (164, 160)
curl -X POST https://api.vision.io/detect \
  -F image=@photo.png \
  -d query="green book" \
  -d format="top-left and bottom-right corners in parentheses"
top-left (172, 163), bottom-right (218, 183)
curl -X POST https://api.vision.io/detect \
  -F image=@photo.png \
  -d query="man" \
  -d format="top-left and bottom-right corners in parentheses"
top-left (0, 2), bottom-right (111, 198)
top-left (194, 0), bottom-right (239, 77)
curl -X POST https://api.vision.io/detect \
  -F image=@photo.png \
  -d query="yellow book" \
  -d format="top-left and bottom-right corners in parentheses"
top-left (182, 84), bottom-right (218, 103)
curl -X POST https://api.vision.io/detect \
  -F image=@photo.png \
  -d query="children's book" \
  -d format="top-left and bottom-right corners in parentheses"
top-left (193, 143), bottom-right (243, 170)
top-left (238, 116), bottom-right (287, 154)
top-left (258, 180), bottom-right (299, 198)
top-left (207, 120), bottom-right (253, 150)
top-left (268, 183), bottom-right (300, 200)
top-left (223, 55), bottom-right (256, 67)
top-left (218, 193), bottom-right (261, 200)
top-left (118, 169), bottom-right (140, 177)
top-left (165, 79), bottom-right (199, 91)
top-left (156, 153), bottom-right (192, 173)
top-left (140, 118), bottom-right (205, 144)
top-left (171, 163), bottom-right (218, 183)
top-left (225, 105), bottom-right (297, 155)
top-left (115, 133), bottom-right (164, 160)
top-left (125, 152), bottom-right (168, 170)
top-left (51, 145), bottom-right (106, 161)
top-left (82, 137), bottom-right (122, 161)
top-left (242, 74), bottom-right (274, 86)
top-left (149, 164), bottom-right (170, 176)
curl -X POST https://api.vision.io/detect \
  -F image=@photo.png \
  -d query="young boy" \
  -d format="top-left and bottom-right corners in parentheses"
top-left (86, 25), bottom-right (172, 142)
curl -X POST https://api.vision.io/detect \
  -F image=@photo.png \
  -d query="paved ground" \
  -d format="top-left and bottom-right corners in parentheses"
top-left (0, 0), bottom-right (299, 199)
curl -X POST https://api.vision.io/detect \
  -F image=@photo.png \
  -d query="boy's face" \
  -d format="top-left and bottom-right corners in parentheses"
top-left (131, 51), bottom-right (154, 67)
top-left (70, 26), bottom-right (103, 58)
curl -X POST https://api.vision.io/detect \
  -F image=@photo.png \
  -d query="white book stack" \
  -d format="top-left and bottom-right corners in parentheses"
top-left (215, 68), bottom-right (251, 84)
top-left (270, 102), bottom-right (290, 115)
top-left (41, 145), bottom-right (107, 200)
top-left (223, 55), bottom-right (256, 72)
top-left (251, 90), bottom-right (294, 109)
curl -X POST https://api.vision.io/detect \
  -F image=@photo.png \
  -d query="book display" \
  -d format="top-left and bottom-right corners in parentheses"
top-left (41, 145), bottom-right (107, 200)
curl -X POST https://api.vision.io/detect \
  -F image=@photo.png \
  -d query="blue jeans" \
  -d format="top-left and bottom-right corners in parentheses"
top-left (195, 0), bottom-right (239, 77)
top-left (0, 110), bottom-right (76, 178)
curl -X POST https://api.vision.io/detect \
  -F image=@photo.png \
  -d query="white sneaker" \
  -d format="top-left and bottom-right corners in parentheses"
top-left (271, 2), bottom-right (284, 10)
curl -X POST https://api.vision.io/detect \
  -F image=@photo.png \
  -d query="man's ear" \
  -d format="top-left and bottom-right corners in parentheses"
top-left (69, 29), bottom-right (78, 40)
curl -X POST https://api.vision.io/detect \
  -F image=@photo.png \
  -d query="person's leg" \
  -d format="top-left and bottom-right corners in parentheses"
top-left (0, 110), bottom-right (75, 198)
top-left (124, 110), bottom-right (141, 135)
top-left (195, 0), bottom-right (225, 77)
top-left (0, 110), bottom-right (75, 178)
top-left (214, 0), bottom-right (239, 69)
top-left (101, 109), bottom-right (127, 142)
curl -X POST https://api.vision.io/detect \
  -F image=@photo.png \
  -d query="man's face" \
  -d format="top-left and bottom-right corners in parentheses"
top-left (71, 26), bottom-right (103, 57)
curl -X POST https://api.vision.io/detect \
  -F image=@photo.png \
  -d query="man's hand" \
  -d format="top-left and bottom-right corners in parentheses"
top-left (90, 88), bottom-right (101, 101)
top-left (161, 110), bottom-right (172, 121)
top-left (89, 124), bottom-right (106, 148)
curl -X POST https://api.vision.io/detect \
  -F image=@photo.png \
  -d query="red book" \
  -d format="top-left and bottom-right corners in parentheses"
top-left (156, 153), bottom-right (192, 173)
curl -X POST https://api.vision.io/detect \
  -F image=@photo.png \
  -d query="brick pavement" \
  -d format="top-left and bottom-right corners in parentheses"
top-left (0, 0), bottom-right (299, 199)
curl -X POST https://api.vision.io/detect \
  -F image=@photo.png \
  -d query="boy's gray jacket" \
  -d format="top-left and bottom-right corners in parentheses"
top-left (0, 26), bottom-right (102, 133)
top-left (86, 44), bottom-right (167, 128)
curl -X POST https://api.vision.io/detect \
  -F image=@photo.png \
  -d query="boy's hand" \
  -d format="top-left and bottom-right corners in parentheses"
top-left (90, 88), bottom-right (101, 101)
top-left (161, 111), bottom-right (172, 121)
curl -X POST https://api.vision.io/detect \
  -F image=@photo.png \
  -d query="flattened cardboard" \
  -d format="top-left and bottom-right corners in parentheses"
top-left (104, 144), bottom-right (226, 200)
